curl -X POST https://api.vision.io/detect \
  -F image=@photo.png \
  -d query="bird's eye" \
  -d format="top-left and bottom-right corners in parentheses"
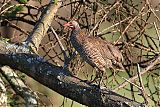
top-left (70, 25), bottom-right (74, 28)
top-left (112, 60), bottom-right (117, 65)
top-left (69, 25), bottom-right (75, 29)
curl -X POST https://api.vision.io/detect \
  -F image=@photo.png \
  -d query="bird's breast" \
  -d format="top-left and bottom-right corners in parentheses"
top-left (70, 35), bottom-right (107, 69)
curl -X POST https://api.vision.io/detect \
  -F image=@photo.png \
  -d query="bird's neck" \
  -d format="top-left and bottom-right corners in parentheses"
top-left (71, 27), bottom-right (81, 37)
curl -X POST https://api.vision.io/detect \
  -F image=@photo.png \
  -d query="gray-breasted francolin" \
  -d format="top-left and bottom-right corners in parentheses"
top-left (64, 21), bottom-right (124, 76)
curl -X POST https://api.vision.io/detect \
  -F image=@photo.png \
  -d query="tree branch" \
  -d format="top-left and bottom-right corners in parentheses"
top-left (26, 1), bottom-right (62, 53)
top-left (0, 74), bottom-right (7, 106)
top-left (0, 40), bottom-right (143, 107)
top-left (0, 66), bottom-right (38, 106)
top-left (113, 55), bottom-right (160, 91)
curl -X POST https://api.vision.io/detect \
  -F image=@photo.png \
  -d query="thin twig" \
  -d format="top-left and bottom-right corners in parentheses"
top-left (50, 26), bottom-right (77, 68)
top-left (0, 0), bottom-right (11, 12)
top-left (115, 5), bottom-right (146, 44)
top-left (50, 26), bottom-right (66, 56)
top-left (137, 63), bottom-right (149, 105)
top-left (113, 55), bottom-right (160, 91)
top-left (49, 26), bottom-right (68, 64)
top-left (88, 1), bottom-right (120, 36)
top-left (154, 22), bottom-right (160, 52)
top-left (97, 16), bottom-right (131, 36)
top-left (121, 76), bottom-right (142, 90)
top-left (146, 0), bottom-right (160, 22)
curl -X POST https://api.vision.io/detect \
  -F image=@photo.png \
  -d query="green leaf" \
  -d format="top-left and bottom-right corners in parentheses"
top-left (4, 5), bottom-right (23, 17)
top-left (55, 0), bottom-right (58, 4)
top-left (0, 36), bottom-right (10, 43)
top-left (14, 5), bottom-right (23, 12)
top-left (17, 0), bottom-right (28, 4)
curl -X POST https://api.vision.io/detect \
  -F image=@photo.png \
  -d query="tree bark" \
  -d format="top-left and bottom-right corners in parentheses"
top-left (0, 40), bottom-right (144, 107)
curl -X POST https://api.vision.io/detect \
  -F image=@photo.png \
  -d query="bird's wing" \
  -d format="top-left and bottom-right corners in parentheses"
top-left (105, 42), bottom-right (124, 70)
top-left (87, 37), bottom-right (124, 70)
top-left (87, 37), bottom-right (115, 60)
top-left (79, 36), bottom-right (108, 71)
top-left (105, 41), bottom-right (123, 62)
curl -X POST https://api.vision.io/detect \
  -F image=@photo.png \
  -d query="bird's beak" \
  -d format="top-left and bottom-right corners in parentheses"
top-left (63, 22), bottom-right (71, 30)
top-left (63, 22), bottom-right (71, 27)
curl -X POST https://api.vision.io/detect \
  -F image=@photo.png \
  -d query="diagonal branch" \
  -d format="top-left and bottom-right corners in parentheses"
top-left (0, 40), bottom-right (143, 107)
top-left (0, 74), bottom-right (7, 106)
top-left (26, 1), bottom-right (62, 53)
top-left (0, 66), bottom-right (38, 106)
top-left (113, 56), bottom-right (160, 92)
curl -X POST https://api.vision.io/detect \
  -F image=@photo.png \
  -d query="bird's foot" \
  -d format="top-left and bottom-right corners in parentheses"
top-left (81, 79), bottom-right (93, 84)
top-left (62, 64), bottom-right (69, 70)
top-left (81, 80), bottom-right (101, 88)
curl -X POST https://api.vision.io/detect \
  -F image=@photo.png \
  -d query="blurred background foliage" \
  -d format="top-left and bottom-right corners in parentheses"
top-left (0, 0), bottom-right (160, 106)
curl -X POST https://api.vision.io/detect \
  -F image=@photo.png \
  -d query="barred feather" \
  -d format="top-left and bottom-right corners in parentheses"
top-left (66, 21), bottom-right (124, 72)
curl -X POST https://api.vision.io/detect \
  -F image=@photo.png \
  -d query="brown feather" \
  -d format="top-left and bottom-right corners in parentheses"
top-left (66, 21), bottom-right (124, 72)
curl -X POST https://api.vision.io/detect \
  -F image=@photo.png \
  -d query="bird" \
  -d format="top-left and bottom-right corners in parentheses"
top-left (64, 20), bottom-right (124, 83)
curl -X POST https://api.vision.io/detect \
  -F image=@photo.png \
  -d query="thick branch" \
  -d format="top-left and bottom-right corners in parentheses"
top-left (26, 1), bottom-right (62, 53)
top-left (0, 74), bottom-right (7, 106)
top-left (0, 41), bottom-right (143, 107)
top-left (0, 66), bottom-right (38, 106)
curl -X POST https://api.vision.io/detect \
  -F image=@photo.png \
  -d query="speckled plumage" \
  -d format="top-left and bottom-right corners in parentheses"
top-left (64, 21), bottom-right (124, 72)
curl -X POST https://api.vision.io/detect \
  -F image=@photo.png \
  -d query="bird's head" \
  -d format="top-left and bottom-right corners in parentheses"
top-left (64, 20), bottom-right (80, 30)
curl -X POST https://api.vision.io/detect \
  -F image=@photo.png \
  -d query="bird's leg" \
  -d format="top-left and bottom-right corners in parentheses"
top-left (111, 68), bottom-right (117, 78)
top-left (98, 71), bottom-right (104, 86)
top-left (89, 68), bottom-right (99, 84)
top-left (90, 68), bottom-right (105, 87)
top-left (63, 51), bottom-right (77, 69)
